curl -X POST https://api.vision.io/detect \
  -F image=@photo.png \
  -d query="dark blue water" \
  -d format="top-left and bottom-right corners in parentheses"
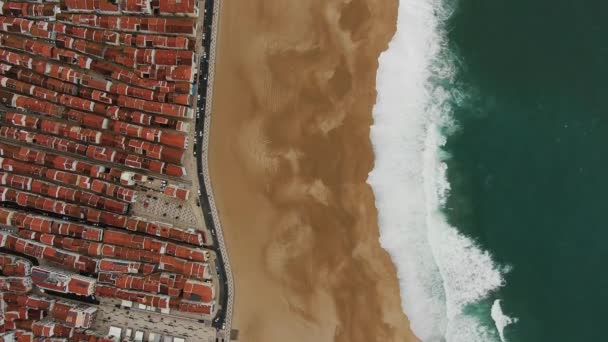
top-left (444, 1), bottom-right (608, 341)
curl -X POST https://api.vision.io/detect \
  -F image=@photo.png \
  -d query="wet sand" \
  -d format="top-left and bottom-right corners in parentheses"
top-left (209, 1), bottom-right (419, 341)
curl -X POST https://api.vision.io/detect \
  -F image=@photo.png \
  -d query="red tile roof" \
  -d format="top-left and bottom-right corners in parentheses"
top-left (0, 145), bottom-right (138, 202)
top-left (51, 301), bottom-right (98, 329)
top-left (0, 17), bottom-right (56, 39)
top-left (0, 126), bottom-right (184, 177)
top-left (102, 229), bottom-right (165, 251)
top-left (0, 253), bottom-right (31, 277)
top-left (0, 90), bottom-right (63, 117)
top-left (2, 293), bottom-right (53, 311)
top-left (134, 34), bottom-right (190, 49)
top-left (0, 208), bottom-right (104, 241)
top-left (3, 306), bottom-right (45, 321)
top-left (0, 172), bottom-right (129, 214)
top-left (95, 284), bottom-right (170, 310)
top-left (183, 279), bottom-right (214, 302)
top-left (175, 300), bottom-right (212, 315)
top-left (70, 331), bottom-right (115, 342)
top-left (65, 109), bottom-right (108, 129)
top-left (1, 232), bottom-right (98, 273)
top-left (64, 24), bottom-right (119, 45)
top-left (0, 276), bottom-right (32, 293)
top-left (1, 2), bottom-right (57, 18)
top-left (31, 320), bottom-right (74, 338)
top-left (153, 0), bottom-right (198, 17)
top-left (0, 0), bottom-right (216, 324)
top-left (0, 75), bottom-right (58, 101)
top-left (120, 0), bottom-right (152, 14)
top-left (62, 0), bottom-right (119, 13)
top-left (4, 112), bottom-right (185, 165)
top-left (4, 112), bottom-right (39, 128)
top-left (163, 184), bottom-right (190, 201)
top-left (98, 258), bottom-right (155, 274)
top-left (31, 266), bottom-right (96, 296)
top-left (117, 95), bottom-right (193, 118)
top-left (0, 187), bottom-right (204, 246)
top-left (136, 64), bottom-right (194, 82)
top-left (97, 272), bottom-right (169, 294)
top-left (158, 130), bottom-right (188, 149)
top-left (0, 33), bottom-right (92, 69)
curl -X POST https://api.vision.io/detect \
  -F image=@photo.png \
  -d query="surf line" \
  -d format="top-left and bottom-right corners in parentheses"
top-left (368, 0), bottom-right (518, 341)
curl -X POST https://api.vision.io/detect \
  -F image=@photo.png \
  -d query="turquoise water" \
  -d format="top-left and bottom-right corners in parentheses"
top-left (444, 1), bottom-right (608, 340)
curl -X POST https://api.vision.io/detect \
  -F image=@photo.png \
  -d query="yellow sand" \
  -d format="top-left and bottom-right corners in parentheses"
top-left (209, 1), bottom-right (419, 341)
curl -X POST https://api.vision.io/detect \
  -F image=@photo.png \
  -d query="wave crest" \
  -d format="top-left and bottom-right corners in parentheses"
top-left (368, 0), bottom-right (517, 341)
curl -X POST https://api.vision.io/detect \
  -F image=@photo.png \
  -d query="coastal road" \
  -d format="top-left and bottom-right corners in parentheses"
top-left (194, 0), bottom-right (234, 338)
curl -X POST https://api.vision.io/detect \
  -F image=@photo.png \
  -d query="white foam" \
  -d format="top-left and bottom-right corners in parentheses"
top-left (491, 300), bottom-right (518, 342)
top-left (367, 0), bottom-right (514, 341)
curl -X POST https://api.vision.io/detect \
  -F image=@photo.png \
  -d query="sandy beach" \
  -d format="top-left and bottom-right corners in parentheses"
top-left (209, 1), bottom-right (418, 341)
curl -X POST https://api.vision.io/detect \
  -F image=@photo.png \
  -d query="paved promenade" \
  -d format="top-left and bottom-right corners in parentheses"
top-left (195, 0), bottom-right (235, 339)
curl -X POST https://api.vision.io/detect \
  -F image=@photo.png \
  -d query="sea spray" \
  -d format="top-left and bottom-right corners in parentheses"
top-left (367, 0), bottom-right (516, 340)
top-left (491, 300), bottom-right (518, 342)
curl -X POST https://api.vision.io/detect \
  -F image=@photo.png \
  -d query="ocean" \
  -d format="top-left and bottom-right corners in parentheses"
top-left (369, 0), bottom-right (608, 341)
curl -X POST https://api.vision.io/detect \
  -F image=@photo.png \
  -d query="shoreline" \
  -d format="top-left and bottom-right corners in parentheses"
top-left (368, 0), bottom-right (515, 340)
top-left (209, 1), bottom-right (419, 341)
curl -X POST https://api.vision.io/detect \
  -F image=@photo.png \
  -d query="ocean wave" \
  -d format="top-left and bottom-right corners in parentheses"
top-left (367, 0), bottom-right (516, 341)
top-left (491, 300), bottom-right (519, 342)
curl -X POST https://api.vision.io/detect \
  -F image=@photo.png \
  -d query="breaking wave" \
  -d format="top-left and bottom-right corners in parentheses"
top-left (367, 0), bottom-right (517, 341)
top-left (492, 299), bottom-right (519, 342)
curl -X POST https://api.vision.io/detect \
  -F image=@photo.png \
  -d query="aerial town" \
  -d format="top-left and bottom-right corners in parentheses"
top-left (0, 0), bottom-right (232, 341)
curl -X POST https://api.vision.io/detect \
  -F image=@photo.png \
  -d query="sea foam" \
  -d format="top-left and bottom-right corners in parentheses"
top-left (367, 0), bottom-right (516, 341)
top-left (491, 300), bottom-right (518, 342)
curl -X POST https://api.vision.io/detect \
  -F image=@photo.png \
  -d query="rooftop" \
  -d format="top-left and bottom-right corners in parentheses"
top-left (0, 0), bottom-right (217, 339)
